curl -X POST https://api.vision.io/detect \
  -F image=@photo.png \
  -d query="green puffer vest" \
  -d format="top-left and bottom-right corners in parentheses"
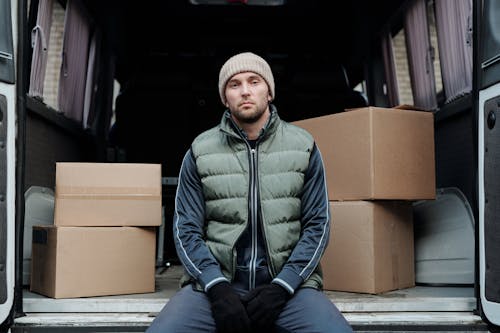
top-left (187, 109), bottom-right (323, 290)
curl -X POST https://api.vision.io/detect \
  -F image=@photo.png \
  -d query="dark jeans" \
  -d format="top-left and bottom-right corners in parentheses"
top-left (146, 284), bottom-right (353, 333)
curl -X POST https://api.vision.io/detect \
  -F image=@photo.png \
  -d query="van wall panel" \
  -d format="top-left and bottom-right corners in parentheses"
top-left (25, 113), bottom-right (92, 192)
top-left (484, 96), bottom-right (500, 303)
top-left (435, 108), bottom-right (474, 206)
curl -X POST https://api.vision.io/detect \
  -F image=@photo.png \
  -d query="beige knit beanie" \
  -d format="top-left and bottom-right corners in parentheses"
top-left (218, 52), bottom-right (275, 105)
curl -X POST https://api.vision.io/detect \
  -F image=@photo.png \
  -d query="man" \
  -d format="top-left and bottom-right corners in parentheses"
top-left (147, 52), bottom-right (353, 333)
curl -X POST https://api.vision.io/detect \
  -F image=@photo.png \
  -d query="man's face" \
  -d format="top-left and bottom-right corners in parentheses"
top-left (224, 72), bottom-right (271, 125)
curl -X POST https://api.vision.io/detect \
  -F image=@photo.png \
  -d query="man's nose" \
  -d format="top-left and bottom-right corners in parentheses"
top-left (241, 82), bottom-right (250, 95)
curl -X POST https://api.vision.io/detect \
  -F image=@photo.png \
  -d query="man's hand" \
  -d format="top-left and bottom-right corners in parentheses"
top-left (207, 282), bottom-right (252, 333)
top-left (241, 283), bottom-right (291, 330)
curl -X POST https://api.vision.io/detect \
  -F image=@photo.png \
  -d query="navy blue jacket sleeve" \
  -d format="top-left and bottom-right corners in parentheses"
top-left (272, 144), bottom-right (330, 294)
top-left (173, 149), bottom-right (229, 292)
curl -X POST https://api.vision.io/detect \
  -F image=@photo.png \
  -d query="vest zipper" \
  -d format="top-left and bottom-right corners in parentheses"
top-left (249, 148), bottom-right (258, 290)
top-left (220, 125), bottom-right (252, 282)
top-left (251, 144), bottom-right (276, 286)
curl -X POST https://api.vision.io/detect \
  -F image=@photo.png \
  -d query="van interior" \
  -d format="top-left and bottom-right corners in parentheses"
top-left (18, 0), bottom-right (481, 330)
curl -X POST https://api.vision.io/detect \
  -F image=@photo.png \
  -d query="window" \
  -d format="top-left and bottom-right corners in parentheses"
top-left (109, 79), bottom-right (121, 130)
top-left (28, 0), bottom-right (106, 128)
top-left (432, 0), bottom-right (473, 103)
top-left (427, 0), bottom-right (444, 103)
top-left (384, 0), bottom-right (447, 111)
top-left (354, 80), bottom-right (367, 97)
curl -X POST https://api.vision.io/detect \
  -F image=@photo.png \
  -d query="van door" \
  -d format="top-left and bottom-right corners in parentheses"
top-left (0, 0), bottom-right (17, 327)
top-left (0, 0), bottom-right (17, 326)
top-left (478, 0), bottom-right (500, 326)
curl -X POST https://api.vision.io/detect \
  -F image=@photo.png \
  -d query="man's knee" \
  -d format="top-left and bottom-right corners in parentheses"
top-left (277, 288), bottom-right (353, 333)
top-left (146, 285), bottom-right (215, 333)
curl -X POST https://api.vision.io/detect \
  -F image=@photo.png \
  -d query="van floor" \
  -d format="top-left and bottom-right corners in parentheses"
top-left (18, 265), bottom-right (488, 332)
top-left (23, 263), bottom-right (477, 313)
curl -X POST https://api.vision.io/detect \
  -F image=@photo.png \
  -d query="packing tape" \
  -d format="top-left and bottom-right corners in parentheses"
top-left (56, 193), bottom-right (161, 201)
top-left (57, 185), bottom-right (160, 196)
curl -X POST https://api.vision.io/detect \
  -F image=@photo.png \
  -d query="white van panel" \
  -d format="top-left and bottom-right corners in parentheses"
top-left (0, 0), bottom-right (17, 326)
top-left (478, 81), bottom-right (500, 326)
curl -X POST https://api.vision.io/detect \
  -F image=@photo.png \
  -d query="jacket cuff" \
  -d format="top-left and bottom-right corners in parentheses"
top-left (198, 267), bottom-right (229, 292)
top-left (272, 268), bottom-right (303, 295)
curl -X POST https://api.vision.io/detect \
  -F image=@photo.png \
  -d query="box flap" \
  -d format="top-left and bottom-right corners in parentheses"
top-left (55, 163), bottom-right (161, 198)
top-left (393, 104), bottom-right (428, 111)
top-left (54, 163), bottom-right (162, 226)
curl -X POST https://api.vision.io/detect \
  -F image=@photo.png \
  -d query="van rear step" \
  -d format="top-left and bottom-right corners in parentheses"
top-left (12, 312), bottom-right (488, 332)
top-left (348, 312), bottom-right (488, 332)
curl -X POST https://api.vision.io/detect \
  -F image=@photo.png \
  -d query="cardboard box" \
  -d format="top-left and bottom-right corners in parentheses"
top-left (54, 163), bottom-right (161, 226)
top-left (293, 107), bottom-right (435, 200)
top-left (321, 201), bottom-right (415, 294)
top-left (30, 225), bottom-right (156, 298)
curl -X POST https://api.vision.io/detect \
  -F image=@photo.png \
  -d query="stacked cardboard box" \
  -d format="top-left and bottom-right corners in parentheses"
top-left (30, 163), bottom-right (162, 298)
top-left (293, 106), bottom-right (435, 294)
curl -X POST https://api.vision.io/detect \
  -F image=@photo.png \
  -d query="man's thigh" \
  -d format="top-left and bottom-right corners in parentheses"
top-left (146, 285), bottom-right (216, 333)
top-left (276, 288), bottom-right (353, 333)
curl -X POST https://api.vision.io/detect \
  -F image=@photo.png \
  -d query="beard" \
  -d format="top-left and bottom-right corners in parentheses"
top-left (230, 103), bottom-right (268, 124)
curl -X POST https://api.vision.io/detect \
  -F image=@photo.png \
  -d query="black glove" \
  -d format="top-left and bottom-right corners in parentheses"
top-left (207, 281), bottom-right (252, 333)
top-left (241, 283), bottom-right (291, 330)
